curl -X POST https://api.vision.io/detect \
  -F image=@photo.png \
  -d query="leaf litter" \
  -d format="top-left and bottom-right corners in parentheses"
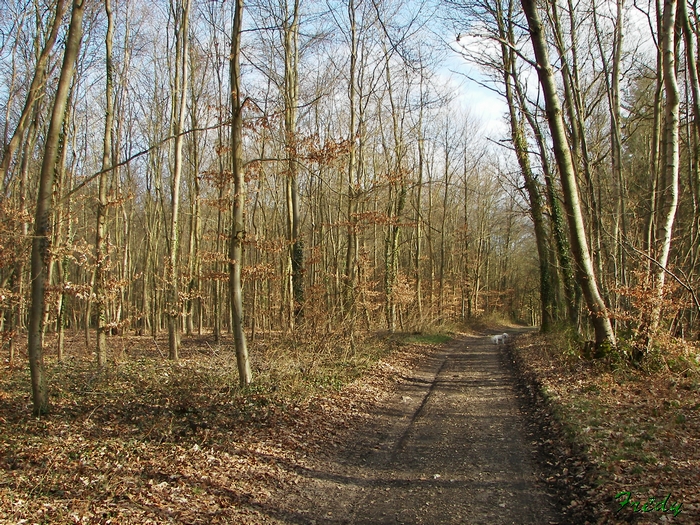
top-left (5, 329), bottom-right (697, 524)
top-left (0, 332), bottom-right (430, 524)
top-left (509, 332), bottom-right (700, 525)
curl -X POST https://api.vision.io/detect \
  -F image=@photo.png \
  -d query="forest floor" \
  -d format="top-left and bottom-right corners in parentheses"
top-left (1, 326), bottom-right (699, 524)
top-left (510, 331), bottom-right (700, 525)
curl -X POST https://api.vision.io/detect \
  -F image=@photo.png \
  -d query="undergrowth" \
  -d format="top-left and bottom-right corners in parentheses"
top-left (0, 326), bottom-right (453, 524)
top-left (512, 331), bottom-right (700, 524)
top-left (2, 328), bottom-right (396, 435)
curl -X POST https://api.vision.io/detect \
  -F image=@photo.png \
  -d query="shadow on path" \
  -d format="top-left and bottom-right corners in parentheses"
top-left (274, 331), bottom-right (562, 524)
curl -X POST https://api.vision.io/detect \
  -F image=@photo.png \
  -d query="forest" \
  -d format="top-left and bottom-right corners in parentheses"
top-left (1, 0), bottom-right (699, 412)
top-left (2, 0), bottom-right (700, 522)
top-left (13, 0), bottom-right (700, 386)
top-left (0, 0), bottom-right (545, 413)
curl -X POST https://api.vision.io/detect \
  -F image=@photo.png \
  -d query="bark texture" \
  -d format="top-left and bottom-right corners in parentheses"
top-left (28, 0), bottom-right (85, 416)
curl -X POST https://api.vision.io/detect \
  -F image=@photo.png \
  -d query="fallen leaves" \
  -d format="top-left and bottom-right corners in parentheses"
top-left (510, 333), bottom-right (700, 525)
top-left (0, 332), bottom-right (433, 524)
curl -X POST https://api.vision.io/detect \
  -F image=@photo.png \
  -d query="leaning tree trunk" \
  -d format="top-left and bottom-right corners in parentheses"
top-left (498, 3), bottom-right (554, 331)
top-left (28, 0), bottom-right (85, 416)
top-left (520, 0), bottom-right (616, 349)
top-left (499, 0), bottom-right (555, 330)
top-left (515, 75), bottom-right (580, 327)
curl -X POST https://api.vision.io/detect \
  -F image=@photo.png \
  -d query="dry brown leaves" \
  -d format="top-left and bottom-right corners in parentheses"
top-left (510, 333), bottom-right (700, 525)
top-left (0, 333), bottom-right (430, 524)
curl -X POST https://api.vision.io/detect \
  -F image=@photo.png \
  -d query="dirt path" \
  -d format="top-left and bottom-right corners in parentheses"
top-left (280, 332), bottom-right (562, 524)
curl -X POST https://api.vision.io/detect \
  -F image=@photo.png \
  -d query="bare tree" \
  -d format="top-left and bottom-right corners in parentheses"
top-left (344, 0), bottom-right (360, 312)
top-left (494, 0), bottom-right (555, 331)
top-left (637, 0), bottom-right (680, 353)
top-left (0, 0), bottom-right (68, 187)
top-left (230, 0), bottom-right (252, 385)
top-left (520, 0), bottom-right (616, 348)
top-left (28, 0), bottom-right (85, 415)
top-left (95, 0), bottom-right (116, 367)
top-left (167, 0), bottom-right (192, 360)
top-left (281, 0), bottom-right (304, 327)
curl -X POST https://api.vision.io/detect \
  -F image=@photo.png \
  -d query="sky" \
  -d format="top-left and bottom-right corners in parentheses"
top-left (436, 9), bottom-right (511, 142)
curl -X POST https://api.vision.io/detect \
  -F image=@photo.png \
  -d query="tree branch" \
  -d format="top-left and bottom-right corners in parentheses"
top-left (623, 239), bottom-right (700, 318)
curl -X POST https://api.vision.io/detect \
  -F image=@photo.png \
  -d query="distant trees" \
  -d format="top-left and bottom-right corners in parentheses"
top-left (8, 0), bottom-right (700, 413)
top-left (448, 0), bottom-right (700, 354)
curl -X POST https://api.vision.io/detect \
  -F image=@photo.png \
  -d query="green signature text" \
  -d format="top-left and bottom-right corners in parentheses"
top-left (615, 491), bottom-right (682, 517)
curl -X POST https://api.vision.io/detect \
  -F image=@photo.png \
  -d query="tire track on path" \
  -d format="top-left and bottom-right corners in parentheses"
top-left (284, 332), bottom-right (562, 524)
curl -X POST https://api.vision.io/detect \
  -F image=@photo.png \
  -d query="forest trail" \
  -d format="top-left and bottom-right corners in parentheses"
top-left (279, 331), bottom-right (562, 524)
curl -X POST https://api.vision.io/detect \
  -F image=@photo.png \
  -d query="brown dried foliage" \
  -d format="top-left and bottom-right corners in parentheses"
top-left (510, 332), bottom-right (700, 524)
top-left (0, 331), bottom-right (430, 524)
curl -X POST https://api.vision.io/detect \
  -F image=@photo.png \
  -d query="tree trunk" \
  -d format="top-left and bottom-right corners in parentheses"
top-left (167, 0), bottom-right (191, 360)
top-left (283, 0), bottom-right (303, 326)
top-left (679, 0), bottom-right (700, 297)
top-left (28, 0), bottom-right (85, 416)
top-left (415, 71), bottom-right (426, 324)
top-left (639, 0), bottom-right (681, 353)
top-left (521, 0), bottom-right (616, 348)
top-left (382, 45), bottom-right (407, 333)
top-left (344, 0), bottom-right (359, 313)
top-left (55, 100), bottom-right (76, 361)
top-left (439, 131), bottom-right (450, 314)
top-left (186, 51), bottom-right (202, 336)
top-left (592, 0), bottom-right (627, 302)
top-left (229, 0), bottom-right (252, 385)
top-left (95, 0), bottom-right (115, 367)
top-left (497, 1), bottom-right (554, 331)
top-left (514, 75), bottom-right (580, 327)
